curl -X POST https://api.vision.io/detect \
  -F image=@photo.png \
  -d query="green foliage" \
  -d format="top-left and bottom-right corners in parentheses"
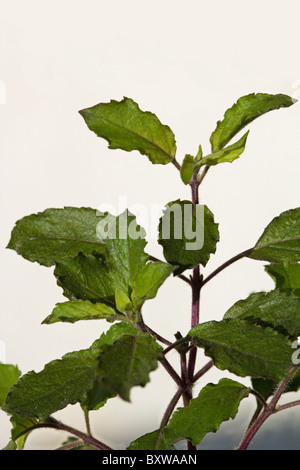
top-left (2, 91), bottom-right (300, 451)
top-left (79, 97), bottom-right (176, 165)
top-left (158, 200), bottom-right (219, 272)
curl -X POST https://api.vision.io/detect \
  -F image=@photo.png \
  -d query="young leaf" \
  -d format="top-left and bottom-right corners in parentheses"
top-left (42, 299), bottom-right (119, 325)
top-left (223, 289), bottom-right (300, 337)
top-left (7, 207), bottom-right (106, 267)
top-left (249, 208), bottom-right (300, 264)
top-left (0, 364), bottom-right (21, 406)
top-left (79, 97), bottom-right (176, 165)
top-left (265, 263), bottom-right (300, 296)
top-left (98, 334), bottom-right (163, 401)
top-left (158, 200), bottom-right (219, 273)
top-left (180, 154), bottom-right (195, 185)
top-left (210, 93), bottom-right (295, 152)
top-left (198, 131), bottom-right (249, 167)
top-left (3, 322), bottom-right (137, 418)
top-left (189, 319), bottom-right (293, 381)
top-left (131, 261), bottom-right (175, 310)
top-left (115, 288), bottom-right (133, 314)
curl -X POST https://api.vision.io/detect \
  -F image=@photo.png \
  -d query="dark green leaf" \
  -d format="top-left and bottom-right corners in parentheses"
top-left (210, 93), bottom-right (295, 152)
top-left (9, 415), bottom-right (39, 450)
top-left (265, 263), bottom-right (300, 296)
top-left (7, 207), bottom-right (106, 267)
top-left (161, 378), bottom-right (250, 447)
top-left (223, 289), bottom-right (300, 337)
top-left (79, 97), bottom-right (176, 165)
top-left (0, 364), bottom-right (21, 406)
top-left (42, 300), bottom-right (120, 325)
top-left (158, 200), bottom-right (219, 273)
top-left (3, 322), bottom-right (137, 418)
top-left (199, 131), bottom-right (249, 167)
top-left (249, 208), bottom-right (300, 264)
top-left (129, 378), bottom-right (250, 450)
top-left (180, 154), bottom-right (195, 185)
top-left (98, 334), bottom-right (163, 401)
top-left (55, 254), bottom-right (116, 307)
top-left (189, 319), bottom-right (293, 381)
top-left (131, 261), bottom-right (175, 310)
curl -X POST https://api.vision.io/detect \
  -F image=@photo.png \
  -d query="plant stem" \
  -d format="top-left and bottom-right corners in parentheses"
top-left (192, 360), bottom-right (213, 383)
top-left (200, 247), bottom-right (254, 289)
top-left (238, 367), bottom-right (299, 450)
top-left (16, 417), bottom-right (113, 451)
top-left (84, 409), bottom-right (92, 436)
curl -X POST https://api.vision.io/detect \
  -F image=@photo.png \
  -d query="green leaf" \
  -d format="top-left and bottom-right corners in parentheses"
top-left (163, 378), bottom-right (250, 448)
top-left (7, 207), bottom-right (106, 267)
top-left (131, 261), bottom-right (175, 310)
top-left (158, 200), bottom-right (219, 273)
top-left (189, 319), bottom-right (293, 381)
top-left (252, 369), bottom-right (300, 402)
top-left (249, 208), bottom-right (300, 264)
top-left (115, 288), bottom-right (133, 314)
top-left (79, 97), bottom-right (176, 165)
top-left (9, 415), bottom-right (39, 450)
top-left (128, 430), bottom-right (174, 450)
top-left (128, 378), bottom-right (250, 450)
top-left (265, 263), bottom-right (300, 296)
top-left (223, 289), bottom-right (300, 337)
top-left (104, 210), bottom-right (149, 297)
top-left (55, 211), bottom-right (149, 310)
top-left (199, 131), bottom-right (249, 167)
top-left (98, 334), bottom-right (163, 401)
top-left (42, 300), bottom-right (119, 325)
top-left (180, 154), bottom-right (195, 185)
top-left (0, 364), bottom-right (21, 406)
top-left (55, 254), bottom-right (116, 307)
top-left (3, 322), bottom-right (137, 418)
top-left (210, 93), bottom-right (295, 152)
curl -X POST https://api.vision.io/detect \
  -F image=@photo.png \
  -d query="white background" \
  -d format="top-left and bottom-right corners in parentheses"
top-left (0, 0), bottom-right (300, 450)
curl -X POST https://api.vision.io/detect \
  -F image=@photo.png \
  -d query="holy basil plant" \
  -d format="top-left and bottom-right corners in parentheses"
top-left (2, 93), bottom-right (300, 451)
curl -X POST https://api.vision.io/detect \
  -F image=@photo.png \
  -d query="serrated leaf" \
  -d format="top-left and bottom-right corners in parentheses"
top-left (0, 364), bottom-right (21, 406)
top-left (54, 211), bottom-right (149, 311)
top-left (210, 93), bottom-right (295, 152)
top-left (131, 261), bottom-right (175, 310)
top-left (128, 378), bottom-right (250, 450)
top-left (265, 263), bottom-right (300, 296)
top-left (161, 378), bottom-right (250, 448)
top-left (180, 154), bottom-right (195, 185)
top-left (98, 334), bottom-right (163, 401)
top-left (3, 322), bottom-right (137, 418)
top-left (42, 300), bottom-right (119, 325)
top-left (7, 207), bottom-right (106, 267)
top-left (158, 200), bottom-right (219, 273)
top-left (189, 319), bottom-right (293, 381)
top-left (79, 97), bottom-right (176, 165)
top-left (249, 208), bottom-right (300, 264)
top-left (199, 131), bottom-right (249, 167)
top-left (223, 290), bottom-right (300, 337)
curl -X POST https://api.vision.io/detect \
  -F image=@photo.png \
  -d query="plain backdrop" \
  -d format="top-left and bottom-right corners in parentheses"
top-left (0, 0), bottom-right (300, 450)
